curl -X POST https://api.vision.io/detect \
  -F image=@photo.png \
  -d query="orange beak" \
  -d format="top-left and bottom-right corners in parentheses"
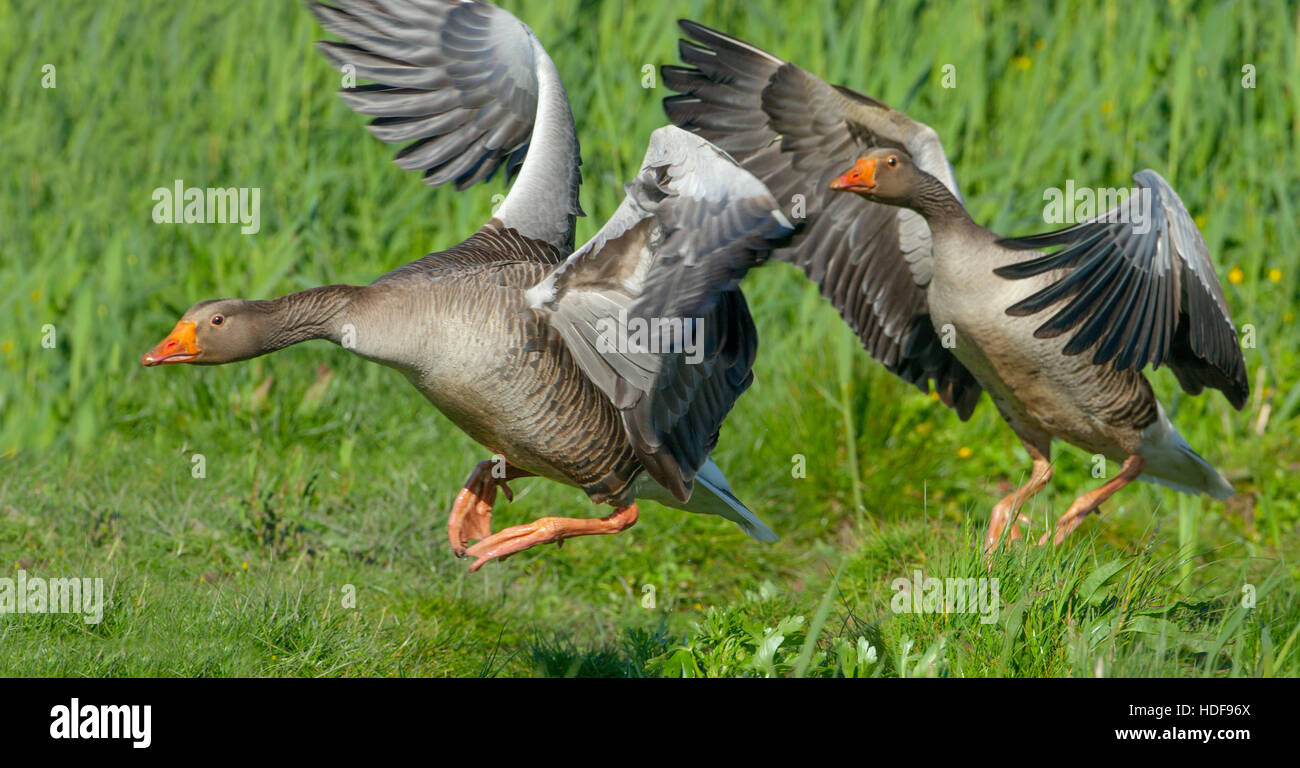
top-left (830, 157), bottom-right (877, 193)
top-left (141, 321), bottom-right (200, 366)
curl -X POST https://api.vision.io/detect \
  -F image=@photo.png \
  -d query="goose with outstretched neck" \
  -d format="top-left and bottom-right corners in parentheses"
top-left (143, 2), bottom-right (790, 571)
top-left (664, 21), bottom-right (1247, 551)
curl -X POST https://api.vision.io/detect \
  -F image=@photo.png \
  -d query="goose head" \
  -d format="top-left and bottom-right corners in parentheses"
top-left (828, 148), bottom-right (921, 206)
top-left (141, 298), bottom-right (270, 366)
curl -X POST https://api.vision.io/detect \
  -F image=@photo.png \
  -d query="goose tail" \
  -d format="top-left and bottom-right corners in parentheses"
top-left (691, 458), bottom-right (780, 542)
top-left (1139, 404), bottom-right (1234, 500)
top-left (636, 457), bottom-right (778, 542)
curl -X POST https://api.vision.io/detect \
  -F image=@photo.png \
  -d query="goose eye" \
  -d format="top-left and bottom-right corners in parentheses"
top-left (211, 314), bottom-right (225, 327)
top-left (887, 156), bottom-right (898, 167)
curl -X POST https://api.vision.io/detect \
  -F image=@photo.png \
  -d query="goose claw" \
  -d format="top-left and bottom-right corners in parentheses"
top-left (447, 461), bottom-right (500, 555)
top-left (447, 459), bottom-right (537, 556)
top-left (463, 505), bottom-right (638, 572)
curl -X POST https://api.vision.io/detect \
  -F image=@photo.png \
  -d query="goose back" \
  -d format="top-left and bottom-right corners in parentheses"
top-left (528, 126), bottom-right (793, 502)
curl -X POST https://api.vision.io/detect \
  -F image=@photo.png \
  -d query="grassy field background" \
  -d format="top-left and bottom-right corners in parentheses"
top-left (1, 0), bottom-right (1297, 676)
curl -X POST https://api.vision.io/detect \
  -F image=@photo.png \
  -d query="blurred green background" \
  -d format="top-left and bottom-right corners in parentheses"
top-left (0, 0), bottom-right (1296, 676)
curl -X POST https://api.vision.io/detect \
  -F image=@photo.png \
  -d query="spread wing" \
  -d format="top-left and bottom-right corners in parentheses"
top-left (527, 126), bottom-right (793, 501)
top-left (310, 0), bottom-right (582, 251)
top-left (995, 170), bottom-right (1248, 408)
top-left (662, 19), bottom-right (980, 418)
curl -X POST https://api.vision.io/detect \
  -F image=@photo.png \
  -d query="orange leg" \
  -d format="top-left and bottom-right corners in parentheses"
top-left (1039, 455), bottom-right (1146, 546)
top-left (462, 504), bottom-right (639, 573)
top-left (985, 456), bottom-right (1054, 553)
top-left (447, 459), bottom-right (533, 556)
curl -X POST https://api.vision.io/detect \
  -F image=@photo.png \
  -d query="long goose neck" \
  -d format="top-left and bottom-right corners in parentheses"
top-left (252, 284), bottom-right (361, 354)
top-left (909, 170), bottom-right (975, 232)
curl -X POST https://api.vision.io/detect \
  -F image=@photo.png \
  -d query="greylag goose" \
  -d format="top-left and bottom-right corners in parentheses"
top-left (663, 21), bottom-right (1248, 550)
top-left (141, 2), bottom-right (790, 571)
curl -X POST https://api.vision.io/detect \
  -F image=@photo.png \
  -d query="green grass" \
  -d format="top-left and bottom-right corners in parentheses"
top-left (0, 0), bottom-right (1296, 677)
